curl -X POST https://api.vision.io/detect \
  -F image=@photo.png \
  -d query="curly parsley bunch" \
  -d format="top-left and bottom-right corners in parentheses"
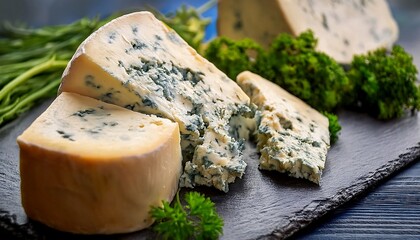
top-left (205, 31), bottom-right (351, 113)
top-left (204, 37), bottom-right (264, 79)
top-left (255, 31), bottom-right (351, 113)
top-left (346, 45), bottom-right (420, 120)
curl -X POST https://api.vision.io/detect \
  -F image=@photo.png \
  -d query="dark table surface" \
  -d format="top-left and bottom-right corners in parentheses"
top-left (295, 156), bottom-right (420, 239)
top-left (0, 0), bottom-right (419, 239)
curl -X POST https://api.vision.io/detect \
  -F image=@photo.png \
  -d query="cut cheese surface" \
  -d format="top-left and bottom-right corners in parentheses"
top-left (59, 11), bottom-right (254, 192)
top-left (237, 71), bottom-right (330, 184)
top-left (17, 92), bottom-right (182, 234)
top-left (218, 0), bottom-right (398, 63)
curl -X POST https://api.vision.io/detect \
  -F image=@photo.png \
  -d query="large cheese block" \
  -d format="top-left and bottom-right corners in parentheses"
top-left (218, 0), bottom-right (399, 63)
top-left (59, 11), bottom-right (254, 192)
top-left (237, 71), bottom-right (330, 184)
top-left (17, 92), bottom-right (182, 234)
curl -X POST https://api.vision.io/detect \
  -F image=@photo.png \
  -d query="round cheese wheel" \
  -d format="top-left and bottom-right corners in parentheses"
top-left (17, 92), bottom-right (182, 234)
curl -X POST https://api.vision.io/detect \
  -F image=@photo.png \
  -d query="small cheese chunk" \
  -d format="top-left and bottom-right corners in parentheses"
top-left (59, 11), bottom-right (254, 192)
top-left (218, 0), bottom-right (398, 63)
top-left (17, 92), bottom-right (182, 234)
top-left (237, 71), bottom-right (330, 184)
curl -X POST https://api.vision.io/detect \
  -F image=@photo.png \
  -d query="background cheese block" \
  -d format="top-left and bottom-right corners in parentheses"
top-left (17, 92), bottom-right (182, 234)
top-left (218, 0), bottom-right (399, 63)
top-left (59, 11), bottom-right (254, 192)
top-left (237, 71), bottom-right (330, 184)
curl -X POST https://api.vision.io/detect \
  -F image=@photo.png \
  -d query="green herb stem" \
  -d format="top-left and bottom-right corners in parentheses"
top-left (0, 78), bottom-right (60, 125)
top-left (0, 58), bottom-right (67, 101)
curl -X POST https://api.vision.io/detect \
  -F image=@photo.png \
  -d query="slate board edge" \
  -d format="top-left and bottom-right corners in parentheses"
top-left (0, 214), bottom-right (29, 240)
top-left (255, 143), bottom-right (420, 240)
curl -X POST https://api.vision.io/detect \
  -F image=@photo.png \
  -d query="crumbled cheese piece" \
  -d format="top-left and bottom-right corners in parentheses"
top-left (237, 71), bottom-right (330, 184)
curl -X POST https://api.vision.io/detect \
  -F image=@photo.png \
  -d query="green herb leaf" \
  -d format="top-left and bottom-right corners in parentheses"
top-left (323, 112), bottom-right (341, 144)
top-left (150, 191), bottom-right (223, 240)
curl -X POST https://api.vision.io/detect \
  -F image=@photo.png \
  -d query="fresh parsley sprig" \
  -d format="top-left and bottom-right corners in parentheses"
top-left (150, 191), bottom-right (224, 240)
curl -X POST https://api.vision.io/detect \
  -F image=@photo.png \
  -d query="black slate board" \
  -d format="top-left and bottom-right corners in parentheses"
top-left (0, 97), bottom-right (420, 239)
top-left (2, 1), bottom-right (420, 238)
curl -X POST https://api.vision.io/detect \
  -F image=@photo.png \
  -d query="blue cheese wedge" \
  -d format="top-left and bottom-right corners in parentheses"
top-left (218, 0), bottom-right (398, 63)
top-left (237, 71), bottom-right (330, 184)
top-left (59, 11), bottom-right (254, 192)
top-left (17, 92), bottom-right (182, 234)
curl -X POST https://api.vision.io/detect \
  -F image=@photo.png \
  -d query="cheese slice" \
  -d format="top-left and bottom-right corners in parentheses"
top-left (17, 92), bottom-right (182, 234)
top-left (59, 11), bottom-right (254, 192)
top-left (237, 71), bottom-right (330, 184)
top-left (218, 0), bottom-right (398, 63)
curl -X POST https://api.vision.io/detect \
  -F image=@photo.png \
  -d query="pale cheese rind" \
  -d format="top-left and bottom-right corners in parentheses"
top-left (237, 71), bottom-right (330, 184)
top-left (218, 0), bottom-right (398, 63)
top-left (17, 92), bottom-right (182, 234)
top-left (59, 11), bottom-right (254, 192)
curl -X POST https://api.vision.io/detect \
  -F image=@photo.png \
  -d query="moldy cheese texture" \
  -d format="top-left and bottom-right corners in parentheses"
top-left (237, 71), bottom-right (330, 184)
top-left (218, 0), bottom-right (399, 64)
top-left (59, 12), bottom-right (254, 192)
top-left (17, 92), bottom-right (182, 234)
